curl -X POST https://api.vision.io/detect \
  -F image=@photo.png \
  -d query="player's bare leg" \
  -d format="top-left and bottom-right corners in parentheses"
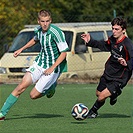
top-left (30, 81), bottom-right (57, 99)
top-left (30, 87), bottom-right (43, 99)
top-left (12, 72), bottom-right (33, 97)
top-left (0, 72), bottom-right (32, 121)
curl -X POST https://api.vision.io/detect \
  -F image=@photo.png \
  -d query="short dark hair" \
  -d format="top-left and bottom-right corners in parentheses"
top-left (111, 17), bottom-right (127, 30)
top-left (38, 9), bottom-right (51, 19)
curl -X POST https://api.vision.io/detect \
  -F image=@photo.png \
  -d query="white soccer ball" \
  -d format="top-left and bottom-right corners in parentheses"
top-left (71, 103), bottom-right (89, 120)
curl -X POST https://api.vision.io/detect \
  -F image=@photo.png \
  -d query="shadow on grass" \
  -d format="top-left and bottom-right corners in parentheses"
top-left (71, 121), bottom-right (88, 124)
top-left (6, 113), bottom-right (64, 120)
top-left (99, 113), bottom-right (130, 118)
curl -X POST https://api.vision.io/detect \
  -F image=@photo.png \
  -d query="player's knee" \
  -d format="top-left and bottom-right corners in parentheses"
top-left (96, 91), bottom-right (100, 97)
top-left (30, 90), bottom-right (41, 99)
top-left (98, 94), bottom-right (106, 101)
top-left (30, 94), bottom-right (37, 99)
top-left (30, 92), bottom-right (41, 99)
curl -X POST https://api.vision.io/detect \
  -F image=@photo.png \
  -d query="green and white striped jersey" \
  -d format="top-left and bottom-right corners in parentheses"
top-left (34, 24), bottom-right (69, 73)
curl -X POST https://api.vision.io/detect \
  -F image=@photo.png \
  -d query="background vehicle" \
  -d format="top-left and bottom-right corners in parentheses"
top-left (0, 22), bottom-right (112, 83)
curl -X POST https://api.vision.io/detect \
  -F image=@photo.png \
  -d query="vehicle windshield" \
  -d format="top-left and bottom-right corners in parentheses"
top-left (107, 30), bottom-right (112, 37)
top-left (9, 31), bottom-right (73, 52)
top-left (9, 31), bottom-right (41, 52)
top-left (89, 31), bottom-right (105, 52)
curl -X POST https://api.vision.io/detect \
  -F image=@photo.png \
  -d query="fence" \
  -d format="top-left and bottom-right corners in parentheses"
top-left (0, 15), bottom-right (133, 84)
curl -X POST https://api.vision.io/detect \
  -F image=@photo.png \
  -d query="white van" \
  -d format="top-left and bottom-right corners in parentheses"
top-left (0, 22), bottom-right (112, 83)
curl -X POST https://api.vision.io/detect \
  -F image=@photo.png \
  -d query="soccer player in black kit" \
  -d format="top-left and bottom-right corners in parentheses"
top-left (81, 17), bottom-right (133, 118)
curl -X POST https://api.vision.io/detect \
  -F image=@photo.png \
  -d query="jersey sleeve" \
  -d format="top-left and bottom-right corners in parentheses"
top-left (86, 37), bottom-right (111, 52)
top-left (52, 27), bottom-right (69, 52)
top-left (124, 38), bottom-right (133, 70)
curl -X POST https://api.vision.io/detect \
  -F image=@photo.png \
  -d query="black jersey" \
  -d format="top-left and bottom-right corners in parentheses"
top-left (87, 35), bottom-right (133, 86)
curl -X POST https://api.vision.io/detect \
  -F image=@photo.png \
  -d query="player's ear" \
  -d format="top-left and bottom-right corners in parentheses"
top-left (123, 29), bottom-right (126, 34)
top-left (50, 18), bottom-right (52, 23)
top-left (37, 19), bottom-right (40, 24)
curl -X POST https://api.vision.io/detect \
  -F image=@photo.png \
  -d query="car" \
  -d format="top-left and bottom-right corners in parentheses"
top-left (0, 22), bottom-right (113, 83)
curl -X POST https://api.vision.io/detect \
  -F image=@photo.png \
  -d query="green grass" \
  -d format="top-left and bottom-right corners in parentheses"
top-left (0, 83), bottom-right (133, 133)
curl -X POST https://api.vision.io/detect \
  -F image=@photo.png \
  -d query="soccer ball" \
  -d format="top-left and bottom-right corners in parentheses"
top-left (71, 103), bottom-right (89, 120)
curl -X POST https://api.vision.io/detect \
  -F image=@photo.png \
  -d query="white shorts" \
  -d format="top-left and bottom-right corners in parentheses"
top-left (26, 62), bottom-right (60, 94)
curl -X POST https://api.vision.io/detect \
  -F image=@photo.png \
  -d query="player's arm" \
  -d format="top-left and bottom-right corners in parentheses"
top-left (120, 40), bottom-right (133, 70)
top-left (81, 33), bottom-right (110, 51)
top-left (44, 52), bottom-right (67, 75)
top-left (81, 33), bottom-right (90, 43)
top-left (13, 38), bottom-right (36, 57)
top-left (127, 44), bottom-right (133, 70)
top-left (118, 58), bottom-right (127, 66)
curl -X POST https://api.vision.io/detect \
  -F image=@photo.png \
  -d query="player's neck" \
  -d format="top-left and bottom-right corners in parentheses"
top-left (116, 35), bottom-right (126, 42)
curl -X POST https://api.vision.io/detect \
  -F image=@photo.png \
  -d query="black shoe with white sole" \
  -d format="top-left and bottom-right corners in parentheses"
top-left (88, 110), bottom-right (98, 118)
top-left (110, 97), bottom-right (117, 105)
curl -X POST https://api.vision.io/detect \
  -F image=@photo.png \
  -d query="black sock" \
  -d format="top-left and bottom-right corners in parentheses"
top-left (91, 100), bottom-right (105, 112)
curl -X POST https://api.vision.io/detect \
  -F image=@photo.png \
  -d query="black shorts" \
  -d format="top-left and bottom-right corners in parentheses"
top-left (97, 76), bottom-right (123, 96)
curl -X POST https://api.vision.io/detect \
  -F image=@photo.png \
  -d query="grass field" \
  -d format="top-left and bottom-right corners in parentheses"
top-left (0, 83), bottom-right (133, 133)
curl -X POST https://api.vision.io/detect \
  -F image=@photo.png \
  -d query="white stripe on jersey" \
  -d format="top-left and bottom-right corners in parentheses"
top-left (50, 27), bottom-right (63, 43)
top-left (50, 26), bottom-right (68, 52)
top-left (48, 35), bottom-right (55, 65)
top-left (57, 42), bottom-right (69, 52)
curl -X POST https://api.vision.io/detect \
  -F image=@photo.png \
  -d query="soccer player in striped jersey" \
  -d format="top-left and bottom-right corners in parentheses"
top-left (0, 9), bottom-right (69, 121)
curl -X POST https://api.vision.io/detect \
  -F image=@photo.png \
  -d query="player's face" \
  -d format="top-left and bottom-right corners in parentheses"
top-left (38, 16), bottom-right (52, 32)
top-left (112, 24), bottom-right (126, 41)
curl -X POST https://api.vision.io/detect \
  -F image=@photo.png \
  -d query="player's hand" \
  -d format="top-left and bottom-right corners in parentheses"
top-left (44, 66), bottom-right (55, 76)
top-left (13, 49), bottom-right (23, 57)
top-left (81, 33), bottom-right (90, 43)
top-left (118, 57), bottom-right (127, 66)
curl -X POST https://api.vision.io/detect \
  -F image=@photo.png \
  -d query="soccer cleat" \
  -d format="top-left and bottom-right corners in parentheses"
top-left (46, 82), bottom-right (57, 98)
top-left (88, 110), bottom-right (98, 118)
top-left (46, 88), bottom-right (55, 98)
top-left (110, 97), bottom-right (117, 105)
top-left (110, 89), bottom-right (122, 105)
top-left (0, 113), bottom-right (5, 121)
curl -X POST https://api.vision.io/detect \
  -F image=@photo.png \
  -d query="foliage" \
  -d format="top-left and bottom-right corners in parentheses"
top-left (0, 0), bottom-right (133, 57)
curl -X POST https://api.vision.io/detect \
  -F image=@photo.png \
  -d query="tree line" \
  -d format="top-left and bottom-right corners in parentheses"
top-left (0, 0), bottom-right (133, 57)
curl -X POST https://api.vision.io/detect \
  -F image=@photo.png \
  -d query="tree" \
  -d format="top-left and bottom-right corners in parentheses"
top-left (0, 0), bottom-right (133, 58)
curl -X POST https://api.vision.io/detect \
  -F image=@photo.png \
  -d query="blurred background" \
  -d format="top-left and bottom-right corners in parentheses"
top-left (0, 0), bottom-right (133, 58)
top-left (0, 0), bottom-right (133, 83)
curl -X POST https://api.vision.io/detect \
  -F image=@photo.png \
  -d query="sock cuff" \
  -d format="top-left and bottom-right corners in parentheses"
top-left (0, 94), bottom-right (18, 116)
top-left (8, 94), bottom-right (18, 103)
